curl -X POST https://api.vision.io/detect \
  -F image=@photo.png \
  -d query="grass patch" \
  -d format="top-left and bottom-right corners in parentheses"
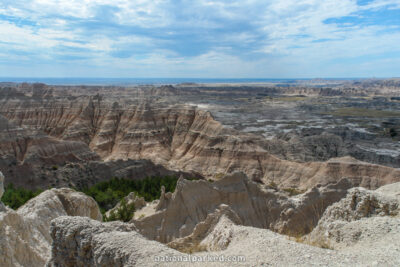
top-left (271, 96), bottom-right (308, 102)
top-left (326, 107), bottom-right (400, 118)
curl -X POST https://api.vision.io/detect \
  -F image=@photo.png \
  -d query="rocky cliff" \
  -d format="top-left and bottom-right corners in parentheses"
top-left (1, 98), bottom-right (400, 190)
top-left (2, 169), bottom-right (399, 266)
top-left (132, 173), bottom-right (352, 242)
top-left (0, 111), bottom-right (197, 189)
top-left (46, 174), bottom-right (400, 267)
top-left (46, 217), bottom-right (179, 267)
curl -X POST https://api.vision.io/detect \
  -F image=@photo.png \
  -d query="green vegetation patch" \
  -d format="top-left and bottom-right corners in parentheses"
top-left (104, 198), bottom-right (136, 222)
top-left (2, 176), bottom-right (197, 221)
top-left (79, 176), bottom-right (196, 215)
top-left (327, 107), bottom-right (400, 118)
top-left (1, 184), bottom-right (43, 209)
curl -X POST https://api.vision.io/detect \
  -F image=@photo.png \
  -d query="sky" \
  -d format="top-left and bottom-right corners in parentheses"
top-left (0, 0), bottom-right (400, 78)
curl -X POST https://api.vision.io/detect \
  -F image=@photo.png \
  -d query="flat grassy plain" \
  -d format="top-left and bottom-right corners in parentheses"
top-left (326, 107), bottom-right (400, 118)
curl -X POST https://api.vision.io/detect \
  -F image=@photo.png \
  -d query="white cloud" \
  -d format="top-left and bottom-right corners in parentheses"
top-left (0, 0), bottom-right (400, 77)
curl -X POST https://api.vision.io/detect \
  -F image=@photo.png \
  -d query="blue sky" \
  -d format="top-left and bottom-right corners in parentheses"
top-left (0, 0), bottom-right (400, 78)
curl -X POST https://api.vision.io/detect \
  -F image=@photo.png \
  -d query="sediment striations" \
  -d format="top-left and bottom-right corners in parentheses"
top-left (0, 111), bottom-right (196, 189)
top-left (0, 171), bottom-right (102, 266)
top-left (1, 98), bottom-right (400, 190)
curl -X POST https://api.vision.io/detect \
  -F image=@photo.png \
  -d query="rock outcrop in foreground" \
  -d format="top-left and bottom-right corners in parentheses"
top-left (47, 217), bottom-right (182, 267)
top-left (47, 179), bottom-right (400, 266)
top-left (2, 170), bottom-right (400, 266)
top-left (307, 182), bottom-right (400, 253)
top-left (133, 173), bottom-right (352, 242)
top-left (0, 172), bottom-right (102, 267)
top-left (47, 215), bottom-right (368, 267)
top-left (47, 184), bottom-right (400, 267)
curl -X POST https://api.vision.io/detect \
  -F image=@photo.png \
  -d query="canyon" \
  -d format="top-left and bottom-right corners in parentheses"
top-left (1, 81), bottom-right (400, 191)
top-left (1, 80), bottom-right (400, 266)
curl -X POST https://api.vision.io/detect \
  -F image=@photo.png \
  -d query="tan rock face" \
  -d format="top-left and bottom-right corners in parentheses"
top-left (0, 113), bottom-right (99, 164)
top-left (47, 216), bottom-right (184, 267)
top-left (0, 111), bottom-right (195, 189)
top-left (46, 215), bottom-right (374, 267)
top-left (0, 176), bottom-right (102, 267)
top-left (132, 173), bottom-right (352, 243)
top-left (2, 99), bottom-right (400, 190)
top-left (307, 182), bottom-right (400, 250)
top-left (167, 204), bottom-right (243, 252)
top-left (46, 178), bottom-right (400, 267)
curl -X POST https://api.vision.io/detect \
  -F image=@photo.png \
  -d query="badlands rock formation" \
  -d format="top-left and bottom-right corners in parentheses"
top-left (47, 216), bottom-right (182, 267)
top-left (47, 215), bottom-right (373, 266)
top-left (167, 204), bottom-right (244, 252)
top-left (47, 178), bottom-right (400, 266)
top-left (0, 172), bottom-right (102, 267)
top-left (133, 173), bottom-right (352, 242)
top-left (1, 97), bottom-right (399, 190)
top-left (0, 112), bottom-right (195, 189)
top-left (307, 182), bottom-right (400, 250)
top-left (273, 127), bottom-right (400, 168)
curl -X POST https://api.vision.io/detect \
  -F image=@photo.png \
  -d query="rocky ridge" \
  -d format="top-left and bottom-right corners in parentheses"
top-left (0, 112), bottom-right (197, 189)
top-left (1, 98), bottom-right (399, 190)
top-left (132, 173), bottom-right (353, 242)
top-left (46, 174), bottom-right (400, 266)
top-left (2, 169), bottom-right (400, 266)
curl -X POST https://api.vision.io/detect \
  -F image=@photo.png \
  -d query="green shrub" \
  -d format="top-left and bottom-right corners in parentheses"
top-left (1, 184), bottom-right (43, 209)
top-left (2, 175), bottom-right (196, 220)
top-left (104, 198), bottom-right (135, 222)
top-left (79, 176), bottom-right (185, 215)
